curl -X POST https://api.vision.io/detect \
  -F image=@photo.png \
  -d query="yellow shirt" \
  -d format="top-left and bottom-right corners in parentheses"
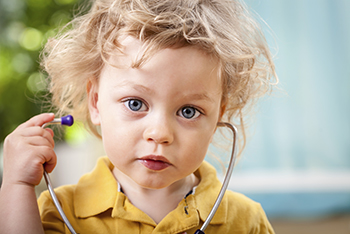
top-left (38, 157), bottom-right (274, 234)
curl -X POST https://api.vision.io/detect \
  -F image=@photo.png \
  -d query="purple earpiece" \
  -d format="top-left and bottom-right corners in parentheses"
top-left (60, 115), bottom-right (74, 126)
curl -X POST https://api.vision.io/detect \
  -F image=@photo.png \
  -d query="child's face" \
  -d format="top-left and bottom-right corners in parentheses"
top-left (88, 37), bottom-right (223, 189)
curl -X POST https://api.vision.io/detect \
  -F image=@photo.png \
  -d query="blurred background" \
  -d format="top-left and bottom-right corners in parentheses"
top-left (0, 0), bottom-right (349, 233)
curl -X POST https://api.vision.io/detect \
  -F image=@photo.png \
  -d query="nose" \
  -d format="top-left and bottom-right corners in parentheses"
top-left (143, 117), bottom-right (174, 145)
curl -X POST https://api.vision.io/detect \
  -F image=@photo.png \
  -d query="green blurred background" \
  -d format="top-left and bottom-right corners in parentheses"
top-left (0, 0), bottom-right (83, 142)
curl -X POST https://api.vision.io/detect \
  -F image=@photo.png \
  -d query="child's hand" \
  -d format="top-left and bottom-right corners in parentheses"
top-left (2, 113), bottom-right (57, 187)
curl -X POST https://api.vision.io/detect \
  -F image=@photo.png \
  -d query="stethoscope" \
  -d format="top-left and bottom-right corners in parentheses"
top-left (42, 116), bottom-right (238, 234)
top-left (42, 115), bottom-right (76, 234)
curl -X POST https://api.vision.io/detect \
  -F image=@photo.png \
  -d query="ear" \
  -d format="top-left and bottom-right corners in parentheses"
top-left (211, 102), bottom-right (226, 143)
top-left (219, 103), bottom-right (226, 121)
top-left (87, 79), bottom-right (101, 125)
top-left (218, 98), bottom-right (227, 123)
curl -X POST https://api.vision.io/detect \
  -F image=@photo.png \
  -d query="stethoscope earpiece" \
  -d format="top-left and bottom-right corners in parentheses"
top-left (61, 115), bottom-right (74, 126)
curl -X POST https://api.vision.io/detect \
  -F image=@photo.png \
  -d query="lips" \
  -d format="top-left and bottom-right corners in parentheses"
top-left (138, 155), bottom-right (171, 171)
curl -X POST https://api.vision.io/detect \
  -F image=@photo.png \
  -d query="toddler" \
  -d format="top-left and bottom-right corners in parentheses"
top-left (0, 0), bottom-right (277, 233)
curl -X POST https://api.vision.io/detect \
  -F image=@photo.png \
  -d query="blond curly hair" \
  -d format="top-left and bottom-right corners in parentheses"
top-left (41, 0), bottom-right (277, 151)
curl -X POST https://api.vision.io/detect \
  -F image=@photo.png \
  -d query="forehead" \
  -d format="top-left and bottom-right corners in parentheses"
top-left (99, 36), bottom-right (222, 97)
top-left (107, 36), bottom-right (219, 72)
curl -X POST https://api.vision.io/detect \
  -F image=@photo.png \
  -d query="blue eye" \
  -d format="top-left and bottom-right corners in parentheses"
top-left (124, 99), bottom-right (147, 112)
top-left (180, 106), bottom-right (201, 119)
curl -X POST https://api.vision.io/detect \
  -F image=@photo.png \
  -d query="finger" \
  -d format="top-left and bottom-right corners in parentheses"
top-left (45, 128), bottom-right (54, 138)
top-left (40, 148), bottom-right (57, 173)
top-left (17, 113), bottom-right (55, 130)
top-left (29, 145), bottom-right (57, 170)
top-left (44, 161), bottom-right (56, 174)
top-left (20, 127), bottom-right (55, 148)
top-left (26, 136), bottom-right (55, 149)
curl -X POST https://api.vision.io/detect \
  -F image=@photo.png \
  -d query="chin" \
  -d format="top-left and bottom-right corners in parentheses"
top-left (134, 174), bottom-right (175, 190)
top-left (137, 179), bottom-right (171, 190)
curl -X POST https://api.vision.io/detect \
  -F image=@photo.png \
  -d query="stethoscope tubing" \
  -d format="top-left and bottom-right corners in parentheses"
top-left (42, 118), bottom-right (78, 234)
top-left (195, 122), bottom-right (238, 234)
top-left (42, 117), bottom-right (237, 234)
top-left (43, 171), bottom-right (78, 234)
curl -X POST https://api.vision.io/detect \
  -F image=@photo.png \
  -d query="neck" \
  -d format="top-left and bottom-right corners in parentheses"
top-left (113, 168), bottom-right (199, 224)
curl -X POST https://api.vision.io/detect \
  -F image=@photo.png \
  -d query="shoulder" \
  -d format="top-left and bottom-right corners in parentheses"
top-left (225, 190), bottom-right (262, 215)
top-left (38, 184), bottom-right (76, 206)
top-left (196, 162), bottom-right (274, 233)
top-left (224, 190), bottom-right (275, 234)
top-left (37, 184), bottom-right (76, 217)
top-left (225, 190), bottom-right (261, 213)
top-left (37, 184), bottom-right (77, 233)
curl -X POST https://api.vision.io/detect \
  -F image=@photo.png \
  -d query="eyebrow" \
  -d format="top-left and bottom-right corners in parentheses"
top-left (116, 80), bottom-right (155, 94)
top-left (181, 92), bottom-right (215, 103)
top-left (116, 80), bottom-right (215, 103)
top-left (132, 84), bottom-right (155, 94)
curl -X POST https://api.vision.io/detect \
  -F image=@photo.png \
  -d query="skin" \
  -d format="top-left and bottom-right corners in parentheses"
top-left (88, 37), bottom-right (224, 223)
top-left (0, 113), bottom-right (56, 233)
top-left (0, 37), bottom-right (224, 231)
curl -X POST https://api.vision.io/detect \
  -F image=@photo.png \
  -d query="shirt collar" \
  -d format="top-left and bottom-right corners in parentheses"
top-left (74, 157), bottom-right (118, 218)
top-left (73, 157), bottom-right (227, 225)
top-left (193, 161), bottom-right (227, 225)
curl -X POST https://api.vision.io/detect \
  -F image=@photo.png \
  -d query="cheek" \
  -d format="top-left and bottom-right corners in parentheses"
top-left (100, 119), bottom-right (142, 159)
top-left (185, 129), bottom-right (214, 161)
top-left (99, 121), bottom-right (126, 154)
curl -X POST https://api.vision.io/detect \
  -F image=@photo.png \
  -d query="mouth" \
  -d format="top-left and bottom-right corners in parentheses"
top-left (138, 155), bottom-right (172, 171)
